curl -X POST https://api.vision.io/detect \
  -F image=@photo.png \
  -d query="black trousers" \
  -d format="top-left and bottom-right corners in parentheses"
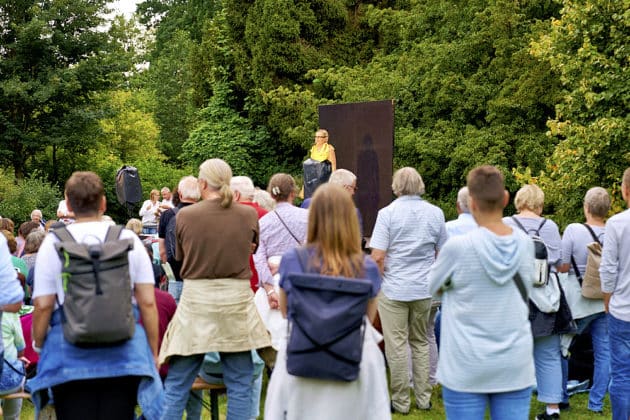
top-left (51, 376), bottom-right (141, 420)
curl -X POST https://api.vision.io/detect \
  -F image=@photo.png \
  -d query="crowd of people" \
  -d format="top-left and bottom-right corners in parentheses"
top-left (0, 148), bottom-right (629, 420)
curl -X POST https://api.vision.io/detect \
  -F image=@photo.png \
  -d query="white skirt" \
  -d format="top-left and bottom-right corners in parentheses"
top-left (264, 321), bottom-right (391, 420)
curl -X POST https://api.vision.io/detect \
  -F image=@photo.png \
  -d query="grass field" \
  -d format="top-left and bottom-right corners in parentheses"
top-left (17, 383), bottom-right (610, 419)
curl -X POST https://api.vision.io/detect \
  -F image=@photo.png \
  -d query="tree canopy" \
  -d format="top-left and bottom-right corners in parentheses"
top-left (0, 0), bottom-right (627, 225)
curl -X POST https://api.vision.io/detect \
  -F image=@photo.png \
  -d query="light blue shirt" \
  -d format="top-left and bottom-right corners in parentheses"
top-left (600, 208), bottom-right (630, 322)
top-left (370, 195), bottom-right (447, 301)
top-left (445, 213), bottom-right (477, 239)
top-left (429, 227), bottom-right (535, 393)
top-left (0, 235), bottom-right (24, 358)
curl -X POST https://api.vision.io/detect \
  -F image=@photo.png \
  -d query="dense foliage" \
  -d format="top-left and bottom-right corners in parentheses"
top-left (0, 0), bottom-right (627, 226)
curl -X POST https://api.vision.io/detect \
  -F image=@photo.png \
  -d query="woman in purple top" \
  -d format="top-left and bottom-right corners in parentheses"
top-left (265, 183), bottom-right (389, 420)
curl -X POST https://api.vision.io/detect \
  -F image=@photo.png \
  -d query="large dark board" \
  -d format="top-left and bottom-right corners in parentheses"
top-left (318, 100), bottom-right (394, 237)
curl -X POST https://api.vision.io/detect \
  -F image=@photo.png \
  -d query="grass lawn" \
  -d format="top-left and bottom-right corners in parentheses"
top-left (18, 382), bottom-right (610, 419)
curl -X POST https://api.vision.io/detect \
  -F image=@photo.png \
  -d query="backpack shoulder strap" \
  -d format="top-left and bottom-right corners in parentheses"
top-left (570, 255), bottom-right (583, 285)
top-left (535, 218), bottom-right (547, 235)
top-left (105, 225), bottom-right (124, 242)
top-left (511, 216), bottom-right (527, 234)
top-left (512, 272), bottom-right (527, 304)
top-left (582, 223), bottom-right (601, 244)
top-left (52, 226), bottom-right (75, 243)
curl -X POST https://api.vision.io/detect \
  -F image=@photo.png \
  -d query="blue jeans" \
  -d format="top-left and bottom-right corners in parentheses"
top-left (443, 386), bottom-right (532, 420)
top-left (161, 352), bottom-right (254, 420)
top-left (608, 313), bottom-right (630, 420)
top-left (168, 280), bottom-right (183, 304)
top-left (142, 226), bottom-right (157, 235)
top-left (534, 335), bottom-right (563, 404)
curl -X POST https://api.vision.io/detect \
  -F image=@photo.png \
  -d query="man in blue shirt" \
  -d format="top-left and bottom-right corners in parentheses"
top-left (600, 167), bottom-right (630, 420)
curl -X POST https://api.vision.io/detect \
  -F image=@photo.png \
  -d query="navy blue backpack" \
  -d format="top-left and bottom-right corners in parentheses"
top-left (285, 247), bottom-right (372, 382)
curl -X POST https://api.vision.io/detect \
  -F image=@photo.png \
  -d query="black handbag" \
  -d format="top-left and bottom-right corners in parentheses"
top-left (285, 247), bottom-right (372, 382)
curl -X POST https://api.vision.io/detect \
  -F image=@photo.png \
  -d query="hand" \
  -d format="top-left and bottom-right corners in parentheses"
top-left (268, 262), bottom-right (279, 276)
top-left (18, 356), bottom-right (31, 367)
top-left (267, 289), bottom-right (279, 310)
top-left (603, 292), bottom-right (612, 313)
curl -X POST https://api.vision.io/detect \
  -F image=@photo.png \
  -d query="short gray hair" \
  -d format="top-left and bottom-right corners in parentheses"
top-left (584, 187), bottom-right (610, 218)
top-left (253, 188), bottom-right (276, 211)
top-left (392, 167), bottom-right (425, 197)
top-left (456, 187), bottom-right (470, 213)
top-left (178, 176), bottom-right (200, 201)
top-left (328, 169), bottom-right (356, 187)
top-left (230, 176), bottom-right (255, 201)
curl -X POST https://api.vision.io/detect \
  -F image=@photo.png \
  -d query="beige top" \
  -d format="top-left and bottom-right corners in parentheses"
top-left (176, 198), bottom-right (259, 280)
top-left (159, 278), bottom-right (271, 364)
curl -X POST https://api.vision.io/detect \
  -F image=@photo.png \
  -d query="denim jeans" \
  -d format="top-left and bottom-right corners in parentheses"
top-left (534, 335), bottom-right (563, 404)
top-left (561, 312), bottom-right (610, 410)
top-left (168, 280), bottom-right (183, 304)
top-left (142, 226), bottom-right (157, 235)
top-left (442, 386), bottom-right (532, 420)
top-left (608, 313), bottom-right (630, 420)
top-left (161, 352), bottom-right (254, 420)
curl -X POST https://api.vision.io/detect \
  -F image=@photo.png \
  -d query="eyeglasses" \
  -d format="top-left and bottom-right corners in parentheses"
top-left (315, 135), bottom-right (328, 138)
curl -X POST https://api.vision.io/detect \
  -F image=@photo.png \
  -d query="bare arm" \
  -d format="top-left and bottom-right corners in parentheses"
top-left (370, 249), bottom-right (386, 275)
top-left (32, 295), bottom-right (56, 348)
top-left (328, 148), bottom-right (337, 172)
top-left (603, 292), bottom-right (612, 313)
top-left (158, 238), bottom-right (167, 263)
top-left (135, 284), bottom-right (159, 364)
top-left (1, 301), bottom-right (22, 313)
top-left (366, 298), bottom-right (378, 324)
top-left (279, 288), bottom-right (288, 318)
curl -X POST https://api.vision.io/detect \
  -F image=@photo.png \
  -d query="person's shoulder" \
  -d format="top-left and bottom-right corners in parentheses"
top-left (233, 201), bottom-right (258, 219)
top-left (608, 208), bottom-right (630, 224)
top-left (542, 217), bottom-right (559, 229)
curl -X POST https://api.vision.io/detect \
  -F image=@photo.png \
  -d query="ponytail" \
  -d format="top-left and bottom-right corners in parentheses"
top-left (220, 183), bottom-right (233, 208)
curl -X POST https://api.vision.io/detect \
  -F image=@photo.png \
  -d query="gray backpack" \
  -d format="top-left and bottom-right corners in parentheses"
top-left (53, 225), bottom-right (135, 346)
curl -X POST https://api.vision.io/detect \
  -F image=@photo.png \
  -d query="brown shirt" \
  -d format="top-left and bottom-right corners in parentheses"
top-left (175, 198), bottom-right (259, 280)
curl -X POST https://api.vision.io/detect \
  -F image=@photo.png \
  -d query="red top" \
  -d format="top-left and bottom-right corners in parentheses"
top-left (239, 202), bottom-right (268, 292)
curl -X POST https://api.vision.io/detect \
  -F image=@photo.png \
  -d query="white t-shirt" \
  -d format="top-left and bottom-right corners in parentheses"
top-left (32, 221), bottom-right (154, 307)
top-left (57, 200), bottom-right (75, 223)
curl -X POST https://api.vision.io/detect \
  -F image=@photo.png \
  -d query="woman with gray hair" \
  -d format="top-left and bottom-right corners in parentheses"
top-left (558, 187), bottom-right (610, 414)
top-left (370, 167), bottom-right (447, 414)
top-left (504, 184), bottom-right (575, 420)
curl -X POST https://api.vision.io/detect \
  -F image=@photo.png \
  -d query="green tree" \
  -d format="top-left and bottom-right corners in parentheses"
top-left (0, 0), bottom-right (136, 181)
top-left (531, 0), bottom-right (630, 225)
top-left (182, 84), bottom-right (288, 187)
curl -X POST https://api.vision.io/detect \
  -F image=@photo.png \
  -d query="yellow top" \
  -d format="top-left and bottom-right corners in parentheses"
top-left (310, 143), bottom-right (335, 162)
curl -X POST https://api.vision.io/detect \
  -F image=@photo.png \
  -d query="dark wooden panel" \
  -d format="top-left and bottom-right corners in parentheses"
top-left (318, 100), bottom-right (394, 237)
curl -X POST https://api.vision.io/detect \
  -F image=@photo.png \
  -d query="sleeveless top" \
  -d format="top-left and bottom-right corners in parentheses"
top-left (309, 143), bottom-right (334, 162)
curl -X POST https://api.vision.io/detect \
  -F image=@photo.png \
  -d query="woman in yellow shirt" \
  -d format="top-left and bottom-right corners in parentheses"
top-left (309, 129), bottom-right (336, 171)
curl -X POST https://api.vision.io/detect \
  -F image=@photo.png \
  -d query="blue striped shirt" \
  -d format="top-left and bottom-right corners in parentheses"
top-left (370, 195), bottom-right (447, 301)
